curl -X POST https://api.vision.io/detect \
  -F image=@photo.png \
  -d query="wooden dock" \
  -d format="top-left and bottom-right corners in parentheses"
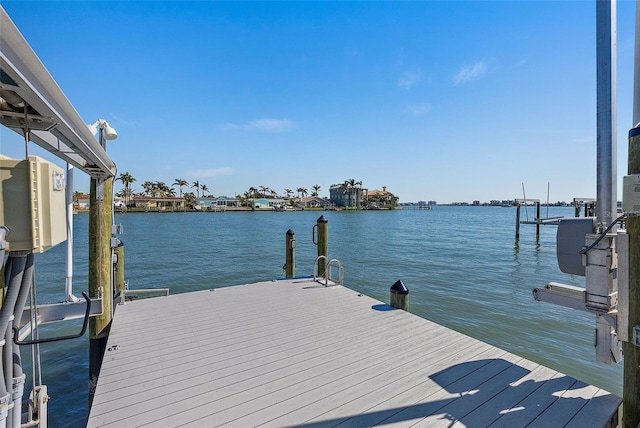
top-left (87, 278), bottom-right (621, 427)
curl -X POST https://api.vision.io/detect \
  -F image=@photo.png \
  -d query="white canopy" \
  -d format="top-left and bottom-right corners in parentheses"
top-left (0, 6), bottom-right (116, 178)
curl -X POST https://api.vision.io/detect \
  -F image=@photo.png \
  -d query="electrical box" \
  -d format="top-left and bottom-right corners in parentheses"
top-left (556, 217), bottom-right (596, 276)
top-left (623, 174), bottom-right (640, 213)
top-left (0, 155), bottom-right (66, 253)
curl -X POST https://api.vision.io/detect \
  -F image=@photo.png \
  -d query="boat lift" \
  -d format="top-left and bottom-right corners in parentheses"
top-left (0, 7), bottom-right (116, 427)
top-left (532, 0), bottom-right (626, 366)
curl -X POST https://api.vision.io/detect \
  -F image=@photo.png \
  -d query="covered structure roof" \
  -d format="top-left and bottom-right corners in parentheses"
top-left (0, 7), bottom-right (115, 178)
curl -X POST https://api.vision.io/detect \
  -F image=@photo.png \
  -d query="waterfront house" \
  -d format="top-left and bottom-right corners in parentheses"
top-left (254, 197), bottom-right (286, 209)
top-left (214, 196), bottom-right (240, 207)
top-left (329, 183), bottom-right (367, 208)
top-left (365, 186), bottom-right (398, 209)
top-left (76, 194), bottom-right (90, 209)
top-left (133, 195), bottom-right (185, 211)
top-left (194, 196), bottom-right (217, 210)
top-left (298, 196), bottom-right (331, 208)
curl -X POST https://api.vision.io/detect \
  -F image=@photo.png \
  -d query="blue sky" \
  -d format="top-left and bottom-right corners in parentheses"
top-left (1, 1), bottom-right (636, 203)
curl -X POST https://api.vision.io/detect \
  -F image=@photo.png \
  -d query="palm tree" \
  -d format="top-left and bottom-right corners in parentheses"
top-left (142, 181), bottom-right (155, 196)
top-left (116, 172), bottom-right (136, 206)
top-left (201, 184), bottom-right (209, 197)
top-left (242, 191), bottom-right (252, 207)
top-left (173, 178), bottom-right (188, 197)
top-left (300, 188), bottom-right (308, 198)
top-left (192, 181), bottom-right (201, 198)
top-left (296, 187), bottom-right (304, 199)
top-left (284, 189), bottom-right (293, 199)
top-left (311, 185), bottom-right (321, 197)
top-left (183, 192), bottom-right (196, 209)
top-left (259, 186), bottom-right (268, 198)
top-left (248, 187), bottom-right (258, 199)
top-left (122, 187), bottom-right (134, 206)
top-left (155, 181), bottom-right (170, 197)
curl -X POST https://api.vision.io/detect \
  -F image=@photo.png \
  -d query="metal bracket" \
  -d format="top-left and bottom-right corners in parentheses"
top-left (634, 326), bottom-right (640, 347)
top-left (17, 295), bottom-right (103, 330)
top-left (96, 177), bottom-right (105, 201)
top-left (112, 224), bottom-right (123, 235)
top-left (13, 292), bottom-right (91, 345)
top-left (532, 282), bottom-right (586, 311)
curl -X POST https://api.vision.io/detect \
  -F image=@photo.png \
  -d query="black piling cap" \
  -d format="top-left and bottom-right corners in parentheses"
top-left (286, 228), bottom-right (295, 236)
top-left (317, 215), bottom-right (328, 224)
top-left (390, 280), bottom-right (409, 295)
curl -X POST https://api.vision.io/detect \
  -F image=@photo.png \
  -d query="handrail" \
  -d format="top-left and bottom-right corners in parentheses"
top-left (312, 256), bottom-right (343, 286)
top-left (12, 292), bottom-right (91, 345)
top-left (327, 259), bottom-right (344, 286)
top-left (313, 255), bottom-right (328, 282)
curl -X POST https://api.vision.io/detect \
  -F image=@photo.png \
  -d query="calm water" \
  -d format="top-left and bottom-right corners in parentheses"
top-left (29, 206), bottom-right (622, 426)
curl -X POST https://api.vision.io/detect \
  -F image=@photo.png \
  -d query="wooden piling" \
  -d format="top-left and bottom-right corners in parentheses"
top-left (285, 229), bottom-right (295, 279)
top-left (536, 201), bottom-right (541, 239)
top-left (515, 204), bottom-right (521, 241)
top-left (623, 127), bottom-right (640, 427)
top-left (114, 241), bottom-right (125, 294)
top-left (316, 216), bottom-right (328, 277)
top-left (88, 176), bottom-right (113, 404)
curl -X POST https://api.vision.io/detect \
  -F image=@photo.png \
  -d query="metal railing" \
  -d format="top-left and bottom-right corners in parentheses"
top-left (313, 256), bottom-right (344, 286)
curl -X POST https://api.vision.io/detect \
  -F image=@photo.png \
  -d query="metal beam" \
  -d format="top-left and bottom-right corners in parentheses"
top-left (17, 298), bottom-right (103, 330)
top-left (0, 6), bottom-right (116, 178)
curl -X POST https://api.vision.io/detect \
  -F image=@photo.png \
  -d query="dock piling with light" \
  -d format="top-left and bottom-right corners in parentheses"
top-left (314, 216), bottom-right (328, 277)
top-left (285, 229), bottom-right (295, 278)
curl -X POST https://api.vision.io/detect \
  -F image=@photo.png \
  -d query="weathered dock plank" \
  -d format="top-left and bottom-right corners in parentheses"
top-left (87, 278), bottom-right (620, 427)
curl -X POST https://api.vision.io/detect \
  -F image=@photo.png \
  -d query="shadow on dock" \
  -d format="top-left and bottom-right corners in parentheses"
top-left (295, 358), bottom-right (619, 427)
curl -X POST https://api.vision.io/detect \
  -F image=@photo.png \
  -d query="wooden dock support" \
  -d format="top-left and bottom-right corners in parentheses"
top-left (515, 204), bottom-right (521, 241)
top-left (113, 241), bottom-right (125, 294)
top-left (536, 201), bottom-right (541, 239)
top-left (285, 229), bottom-right (295, 279)
top-left (315, 216), bottom-right (328, 277)
top-left (623, 127), bottom-right (640, 427)
top-left (88, 176), bottom-right (113, 405)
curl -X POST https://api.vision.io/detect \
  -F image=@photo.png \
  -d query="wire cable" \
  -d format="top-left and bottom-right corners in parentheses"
top-left (579, 213), bottom-right (628, 254)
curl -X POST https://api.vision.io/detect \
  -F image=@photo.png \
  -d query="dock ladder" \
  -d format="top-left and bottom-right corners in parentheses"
top-left (313, 255), bottom-right (344, 286)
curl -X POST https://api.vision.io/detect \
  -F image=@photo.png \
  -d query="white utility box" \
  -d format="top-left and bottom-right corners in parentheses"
top-left (623, 174), bottom-right (640, 213)
top-left (0, 155), bottom-right (66, 253)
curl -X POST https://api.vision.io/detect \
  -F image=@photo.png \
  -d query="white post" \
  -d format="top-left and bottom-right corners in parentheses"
top-left (65, 163), bottom-right (78, 302)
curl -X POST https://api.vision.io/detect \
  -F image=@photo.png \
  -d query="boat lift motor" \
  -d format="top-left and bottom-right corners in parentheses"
top-left (533, 216), bottom-right (628, 365)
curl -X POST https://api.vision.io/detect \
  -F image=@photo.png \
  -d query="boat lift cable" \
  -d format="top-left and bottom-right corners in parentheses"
top-left (579, 213), bottom-right (628, 254)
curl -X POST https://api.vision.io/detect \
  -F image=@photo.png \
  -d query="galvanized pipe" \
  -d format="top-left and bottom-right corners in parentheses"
top-left (596, 0), bottom-right (618, 229)
top-left (65, 163), bottom-right (77, 302)
top-left (634, 0), bottom-right (640, 126)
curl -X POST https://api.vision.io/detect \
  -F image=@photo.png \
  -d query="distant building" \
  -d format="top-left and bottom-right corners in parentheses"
top-left (298, 196), bottom-right (331, 208)
top-left (366, 186), bottom-right (398, 208)
top-left (194, 197), bottom-right (217, 210)
top-left (76, 194), bottom-right (90, 209)
top-left (133, 196), bottom-right (185, 211)
top-left (254, 198), bottom-right (286, 209)
top-left (214, 196), bottom-right (240, 207)
top-left (329, 184), bottom-right (367, 208)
